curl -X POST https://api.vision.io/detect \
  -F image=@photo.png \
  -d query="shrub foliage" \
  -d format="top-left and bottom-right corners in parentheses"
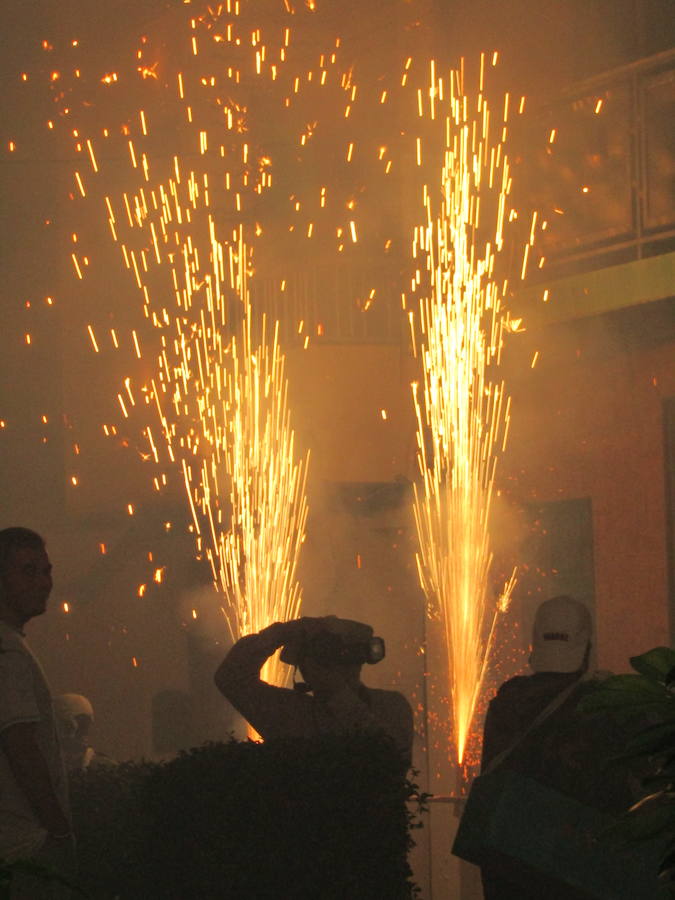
top-left (71, 733), bottom-right (422, 899)
top-left (579, 647), bottom-right (675, 897)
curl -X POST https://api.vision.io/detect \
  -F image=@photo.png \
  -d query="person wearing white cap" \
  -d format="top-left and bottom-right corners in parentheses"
top-left (528, 594), bottom-right (593, 675)
top-left (481, 595), bottom-right (594, 778)
top-left (52, 694), bottom-right (116, 775)
top-left (478, 595), bottom-right (632, 900)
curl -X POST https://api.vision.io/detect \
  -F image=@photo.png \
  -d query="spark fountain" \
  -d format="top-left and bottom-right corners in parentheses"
top-left (63, 3), bottom-right (314, 686)
top-left (410, 55), bottom-right (531, 766)
top-left (202, 234), bottom-right (310, 686)
top-left (107, 206), bottom-right (309, 686)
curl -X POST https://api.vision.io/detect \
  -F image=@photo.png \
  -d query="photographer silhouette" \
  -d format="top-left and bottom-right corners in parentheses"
top-left (214, 616), bottom-right (413, 766)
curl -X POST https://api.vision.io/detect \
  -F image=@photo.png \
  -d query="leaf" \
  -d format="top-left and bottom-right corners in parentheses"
top-left (625, 803), bottom-right (675, 841)
top-left (624, 720), bottom-right (675, 757)
top-left (631, 648), bottom-right (675, 684)
top-left (578, 674), bottom-right (671, 716)
top-left (643, 773), bottom-right (675, 792)
top-left (595, 789), bottom-right (675, 849)
top-left (630, 790), bottom-right (675, 814)
top-left (597, 674), bottom-right (665, 696)
top-left (658, 846), bottom-right (675, 874)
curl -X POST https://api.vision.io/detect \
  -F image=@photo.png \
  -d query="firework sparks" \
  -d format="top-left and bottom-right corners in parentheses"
top-left (108, 195), bottom-right (309, 685)
top-left (28, 4), bottom-right (536, 732)
top-left (410, 56), bottom-right (525, 765)
top-left (202, 235), bottom-right (310, 687)
top-left (57, 4), bottom-right (317, 686)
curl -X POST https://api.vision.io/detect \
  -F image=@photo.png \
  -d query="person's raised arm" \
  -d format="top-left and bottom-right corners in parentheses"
top-left (214, 620), bottom-right (311, 741)
top-left (214, 620), bottom-right (299, 698)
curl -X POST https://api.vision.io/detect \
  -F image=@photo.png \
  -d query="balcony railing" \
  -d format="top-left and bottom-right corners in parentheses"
top-left (520, 47), bottom-right (675, 276)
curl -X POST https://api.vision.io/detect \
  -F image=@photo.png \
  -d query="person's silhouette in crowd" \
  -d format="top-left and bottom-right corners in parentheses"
top-left (53, 694), bottom-right (116, 774)
top-left (215, 615), bottom-right (413, 766)
top-left (0, 527), bottom-right (74, 898)
top-left (479, 595), bottom-right (636, 900)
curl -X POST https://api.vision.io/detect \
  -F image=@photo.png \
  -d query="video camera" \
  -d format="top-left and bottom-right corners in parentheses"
top-left (280, 616), bottom-right (386, 667)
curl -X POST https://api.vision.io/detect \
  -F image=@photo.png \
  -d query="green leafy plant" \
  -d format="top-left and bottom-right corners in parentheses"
top-left (579, 646), bottom-right (675, 895)
top-left (0, 856), bottom-right (88, 900)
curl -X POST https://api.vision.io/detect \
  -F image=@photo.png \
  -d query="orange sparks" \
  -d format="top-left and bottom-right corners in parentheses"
top-left (86, 325), bottom-right (99, 353)
top-left (411, 58), bottom-right (524, 766)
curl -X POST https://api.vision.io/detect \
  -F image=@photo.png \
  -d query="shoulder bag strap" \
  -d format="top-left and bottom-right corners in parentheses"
top-left (483, 675), bottom-right (584, 775)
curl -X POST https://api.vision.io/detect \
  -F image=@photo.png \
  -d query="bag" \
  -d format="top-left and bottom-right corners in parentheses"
top-left (452, 766), bottom-right (666, 899)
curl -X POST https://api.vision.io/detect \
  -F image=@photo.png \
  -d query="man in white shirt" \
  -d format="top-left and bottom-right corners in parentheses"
top-left (0, 527), bottom-right (72, 898)
top-left (214, 615), bottom-right (413, 767)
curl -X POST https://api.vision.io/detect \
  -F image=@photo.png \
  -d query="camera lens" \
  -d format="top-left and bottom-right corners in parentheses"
top-left (367, 637), bottom-right (386, 664)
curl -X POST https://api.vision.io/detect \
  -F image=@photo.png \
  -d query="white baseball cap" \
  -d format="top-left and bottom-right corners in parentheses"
top-left (529, 595), bottom-right (592, 673)
top-left (53, 693), bottom-right (94, 722)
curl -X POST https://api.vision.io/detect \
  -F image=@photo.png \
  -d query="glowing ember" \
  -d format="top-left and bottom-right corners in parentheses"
top-left (409, 55), bottom-right (526, 765)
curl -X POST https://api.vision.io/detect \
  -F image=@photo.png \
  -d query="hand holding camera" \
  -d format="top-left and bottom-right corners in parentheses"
top-left (279, 616), bottom-right (385, 668)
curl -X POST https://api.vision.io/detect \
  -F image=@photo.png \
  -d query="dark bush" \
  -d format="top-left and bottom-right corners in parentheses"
top-left (71, 733), bottom-right (423, 899)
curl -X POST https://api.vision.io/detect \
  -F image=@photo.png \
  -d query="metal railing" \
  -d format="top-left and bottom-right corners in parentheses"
top-left (522, 48), bottom-right (675, 276)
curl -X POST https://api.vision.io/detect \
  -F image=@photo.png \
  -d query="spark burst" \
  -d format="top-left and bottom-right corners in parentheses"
top-left (67, 4), bottom-right (313, 684)
top-left (110, 191), bottom-right (309, 684)
top-left (115, 210), bottom-right (308, 686)
top-left (111, 187), bottom-right (309, 688)
top-left (410, 56), bottom-right (527, 766)
top-left (205, 235), bottom-right (310, 687)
